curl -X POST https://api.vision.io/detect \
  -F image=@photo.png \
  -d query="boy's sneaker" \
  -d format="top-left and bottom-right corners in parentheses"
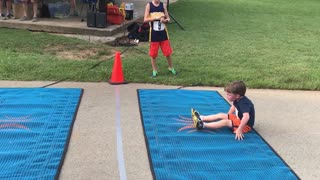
top-left (191, 108), bottom-right (204, 130)
top-left (151, 70), bottom-right (158, 77)
top-left (0, 14), bottom-right (4, 20)
top-left (168, 67), bottom-right (177, 75)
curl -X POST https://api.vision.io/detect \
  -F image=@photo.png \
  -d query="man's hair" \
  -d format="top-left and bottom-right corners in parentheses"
top-left (224, 80), bottom-right (246, 96)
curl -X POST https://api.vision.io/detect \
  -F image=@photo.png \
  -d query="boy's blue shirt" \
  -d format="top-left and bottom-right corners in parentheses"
top-left (148, 2), bottom-right (169, 42)
top-left (233, 96), bottom-right (255, 127)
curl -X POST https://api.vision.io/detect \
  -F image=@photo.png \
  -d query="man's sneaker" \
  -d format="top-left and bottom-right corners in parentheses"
top-left (0, 14), bottom-right (4, 20)
top-left (151, 70), bottom-right (158, 77)
top-left (191, 108), bottom-right (204, 130)
top-left (70, 10), bottom-right (79, 16)
top-left (19, 16), bottom-right (28, 21)
top-left (32, 17), bottom-right (38, 22)
top-left (6, 14), bottom-right (13, 19)
top-left (168, 67), bottom-right (177, 75)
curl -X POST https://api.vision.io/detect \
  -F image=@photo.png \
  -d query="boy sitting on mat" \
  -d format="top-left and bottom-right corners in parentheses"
top-left (192, 80), bottom-right (255, 140)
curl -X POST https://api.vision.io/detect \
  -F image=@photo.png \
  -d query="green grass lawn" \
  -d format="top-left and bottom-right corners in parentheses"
top-left (1, 0), bottom-right (320, 90)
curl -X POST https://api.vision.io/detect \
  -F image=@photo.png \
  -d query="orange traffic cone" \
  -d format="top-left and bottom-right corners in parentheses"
top-left (109, 51), bottom-right (127, 85)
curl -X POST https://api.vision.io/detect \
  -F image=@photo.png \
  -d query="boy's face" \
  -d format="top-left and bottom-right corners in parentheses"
top-left (225, 92), bottom-right (240, 102)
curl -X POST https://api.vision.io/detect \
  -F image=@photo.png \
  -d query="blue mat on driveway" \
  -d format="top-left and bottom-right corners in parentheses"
top-left (137, 89), bottom-right (299, 180)
top-left (0, 88), bottom-right (83, 180)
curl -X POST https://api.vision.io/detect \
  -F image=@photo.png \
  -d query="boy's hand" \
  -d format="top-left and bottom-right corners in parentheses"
top-left (234, 129), bottom-right (244, 140)
top-left (156, 16), bottom-right (164, 21)
top-left (161, 18), bottom-right (169, 24)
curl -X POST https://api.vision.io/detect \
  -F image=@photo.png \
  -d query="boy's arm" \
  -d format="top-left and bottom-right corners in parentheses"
top-left (163, 3), bottom-right (170, 23)
top-left (228, 105), bottom-right (235, 114)
top-left (144, 3), bottom-right (163, 23)
top-left (234, 112), bottom-right (250, 140)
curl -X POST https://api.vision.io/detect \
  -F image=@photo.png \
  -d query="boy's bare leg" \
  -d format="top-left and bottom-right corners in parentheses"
top-left (201, 113), bottom-right (228, 122)
top-left (151, 57), bottom-right (157, 71)
top-left (204, 119), bottom-right (232, 129)
top-left (166, 55), bottom-right (173, 69)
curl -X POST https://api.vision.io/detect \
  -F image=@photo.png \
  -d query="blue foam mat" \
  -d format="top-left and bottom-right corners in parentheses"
top-left (0, 88), bottom-right (83, 180)
top-left (137, 89), bottom-right (299, 180)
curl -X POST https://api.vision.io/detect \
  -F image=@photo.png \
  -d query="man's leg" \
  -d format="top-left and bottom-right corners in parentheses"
top-left (6, 0), bottom-right (12, 16)
top-left (31, 0), bottom-right (38, 22)
top-left (20, 1), bottom-right (28, 21)
top-left (70, 0), bottom-right (78, 16)
top-left (0, 0), bottom-right (4, 18)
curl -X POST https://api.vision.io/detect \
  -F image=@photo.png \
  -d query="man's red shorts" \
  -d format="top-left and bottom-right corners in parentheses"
top-left (228, 114), bottom-right (252, 133)
top-left (149, 40), bottom-right (173, 58)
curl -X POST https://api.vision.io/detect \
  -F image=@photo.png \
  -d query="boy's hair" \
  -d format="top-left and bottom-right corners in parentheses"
top-left (224, 81), bottom-right (246, 96)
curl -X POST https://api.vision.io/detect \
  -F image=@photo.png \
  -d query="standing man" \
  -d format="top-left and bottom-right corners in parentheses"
top-left (20, 0), bottom-right (38, 22)
top-left (0, 0), bottom-right (12, 20)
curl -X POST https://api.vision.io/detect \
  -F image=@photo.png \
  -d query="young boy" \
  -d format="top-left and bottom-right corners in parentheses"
top-left (192, 81), bottom-right (255, 140)
top-left (144, 0), bottom-right (176, 77)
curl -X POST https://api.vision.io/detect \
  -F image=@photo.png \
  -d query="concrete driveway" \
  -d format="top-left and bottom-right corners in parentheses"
top-left (0, 81), bottom-right (319, 179)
